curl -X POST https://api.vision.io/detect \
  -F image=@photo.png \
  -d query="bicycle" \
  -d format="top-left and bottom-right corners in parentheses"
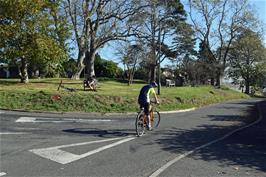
top-left (135, 101), bottom-right (160, 137)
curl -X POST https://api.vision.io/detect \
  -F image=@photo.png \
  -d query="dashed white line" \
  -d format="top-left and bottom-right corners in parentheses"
top-left (16, 117), bottom-right (112, 123)
top-left (0, 172), bottom-right (7, 176)
top-left (30, 136), bottom-right (135, 164)
top-left (149, 104), bottom-right (264, 177)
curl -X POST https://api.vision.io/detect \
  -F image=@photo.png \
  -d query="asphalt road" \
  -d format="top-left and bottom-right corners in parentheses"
top-left (0, 98), bottom-right (265, 177)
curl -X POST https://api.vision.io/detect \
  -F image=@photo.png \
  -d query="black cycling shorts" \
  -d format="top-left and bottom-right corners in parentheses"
top-left (138, 100), bottom-right (150, 115)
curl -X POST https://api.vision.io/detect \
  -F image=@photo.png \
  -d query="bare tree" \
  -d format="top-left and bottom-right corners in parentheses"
top-left (117, 42), bottom-right (145, 85)
top-left (65, 0), bottom-right (89, 79)
top-left (130, 0), bottom-right (186, 82)
top-left (188, 0), bottom-right (259, 87)
top-left (65, 0), bottom-right (140, 80)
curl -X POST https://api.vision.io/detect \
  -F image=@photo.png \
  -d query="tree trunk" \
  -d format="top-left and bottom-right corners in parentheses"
top-left (128, 73), bottom-right (132, 85)
top-left (245, 73), bottom-right (250, 94)
top-left (149, 64), bottom-right (156, 82)
top-left (215, 69), bottom-right (221, 88)
top-left (210, 78), bottom-right (215, 85)
top-left (72, 49), bottom-right (86, 80)
top-left (245, 58), bottom-right (251, 94)
top-left (19, 56), bottom-right (29, 83)
top-left (130, 75), bottom-right (133, 85)
top-left (128, 71), bottom-right (133, 86)
top-left (215, 75), bottom-right (220, 87)
top-left (86, 49), bottom-right (96, 79)
top-left (245, 80), bottom-right (250, 94)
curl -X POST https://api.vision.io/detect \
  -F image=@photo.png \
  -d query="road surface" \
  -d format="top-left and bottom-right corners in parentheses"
top-left (0, 98), bottom-right (265, 177)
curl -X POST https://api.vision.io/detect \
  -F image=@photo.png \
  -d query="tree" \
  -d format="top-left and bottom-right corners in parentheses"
top-left (116, 42), bottom-right (144, 85)
top-left (62, 58), bottom-right (77, 78)
top-left (228, 28), bottom-right (266, 94)
top-left (129, 0), bottom-right (186, 82)
top-left (188, 0), bottom-right (259, 87)
top-left (197, 40), bottom-right (216, 85)
top-left (0, 0), bottom-right (68, 83)
top-left (94, 54), bottom-right (120, 78)
top-left (172, 22), bottom-right (196, 61)
top-left (65, 0), bottom-right (140, 80)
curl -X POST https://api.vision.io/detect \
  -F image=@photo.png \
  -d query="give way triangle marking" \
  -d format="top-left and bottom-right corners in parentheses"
top-left (29, 136), bottom-right (135, 164)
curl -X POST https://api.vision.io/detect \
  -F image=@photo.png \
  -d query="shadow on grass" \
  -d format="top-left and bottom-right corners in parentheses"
top-left (155, 101), bottom-right (266, 172)
top-left (63, 128), bottom-right (136, 138)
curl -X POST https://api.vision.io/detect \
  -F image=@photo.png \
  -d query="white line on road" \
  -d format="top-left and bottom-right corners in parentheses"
top-left (30, 136), bottom-right (135, 164)
top-left (16, 117), bottom-right (112, 123)
top-left (160, 108), bottom-right (196, 114)
top-left (0, 172), bottom-right (6, 176)
top-left (0, 132), bottom-right (28, 135)
top-left (149, 105), bottom-right (264, 177)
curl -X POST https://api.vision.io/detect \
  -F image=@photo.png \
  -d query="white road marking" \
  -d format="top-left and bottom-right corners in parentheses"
top-left (161, 108), bottom-right (196, 114)
top-left (0, 111), bottom-right (4, 114)
top-left (16, 117), bottom-right (112, 123)
top-left (0, 172), bottom-right (6, 176)
top-left (30, 136), bottom-right (135, 164)
top-left (149, 105), bottom-right (264, 177)
top-left (0, 132), bottom-right (28, 135)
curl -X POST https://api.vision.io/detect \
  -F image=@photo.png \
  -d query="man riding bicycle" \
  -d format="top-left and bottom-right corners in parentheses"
top-left (138, 81), bottom-right (159, 131)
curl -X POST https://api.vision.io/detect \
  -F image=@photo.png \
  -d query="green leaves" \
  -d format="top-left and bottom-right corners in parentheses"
top-left (228, 28), bottom-right (266, 88)
top-left (0, 0), bottom-right (70, 81)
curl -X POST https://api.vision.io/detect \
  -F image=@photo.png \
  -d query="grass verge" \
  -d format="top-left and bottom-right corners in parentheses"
top-left (0, 78), bottom-right (249, 113)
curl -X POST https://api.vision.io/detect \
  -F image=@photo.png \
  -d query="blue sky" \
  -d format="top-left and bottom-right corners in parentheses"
top-left (98, 0), bottom-right (266, 67)
top-left (251, 0), bottom-right (266, 24)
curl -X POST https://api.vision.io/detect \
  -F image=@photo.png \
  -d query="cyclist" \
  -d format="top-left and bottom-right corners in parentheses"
top-left (138, 81), bottom-right (159, 130)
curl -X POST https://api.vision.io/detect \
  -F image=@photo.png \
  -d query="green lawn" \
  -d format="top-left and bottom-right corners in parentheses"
top-left (0, 78), bottom-right (250, 113)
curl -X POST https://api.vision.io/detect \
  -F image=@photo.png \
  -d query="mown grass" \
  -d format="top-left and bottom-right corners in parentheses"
top-left (0, 78), bottom-right (250, 113)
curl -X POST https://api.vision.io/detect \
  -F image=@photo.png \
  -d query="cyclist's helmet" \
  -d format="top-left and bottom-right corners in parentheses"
top-left (150, 81), bottom-right (158, 87)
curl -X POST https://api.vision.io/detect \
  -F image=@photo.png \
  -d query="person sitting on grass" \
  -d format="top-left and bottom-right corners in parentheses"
top-left (88, 75), bottom-right (97, 91)
top-left (84, 75), bottom-right (97, 91)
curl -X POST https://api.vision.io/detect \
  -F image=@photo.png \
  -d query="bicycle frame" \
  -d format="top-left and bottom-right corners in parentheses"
top-left (140, 103), bottom-right (156, 127)
top-left (136, 101), bottom-right (160, 136)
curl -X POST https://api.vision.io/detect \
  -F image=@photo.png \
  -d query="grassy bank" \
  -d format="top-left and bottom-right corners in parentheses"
top-left (0, 78), bottom-right (249, 113)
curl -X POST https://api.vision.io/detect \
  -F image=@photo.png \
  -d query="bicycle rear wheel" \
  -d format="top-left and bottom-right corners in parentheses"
top-left (135, 113), bottom-right (145, 137)
top-left (152, 111), bottom-right (160, 128)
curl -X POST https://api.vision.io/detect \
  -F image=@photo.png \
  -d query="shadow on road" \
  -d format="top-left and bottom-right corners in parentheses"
top-left (63, 128), bottom-right (136, 138)
top-left (155, 101), bottom-right (266, 172)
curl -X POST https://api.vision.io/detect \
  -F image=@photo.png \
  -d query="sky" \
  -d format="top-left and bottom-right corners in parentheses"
top-left (250, 0), bottom-right (266, 24)
top-left (249, 0), bottom-right (266, 43)
top-left (98, 0), bottom-right (266, 68)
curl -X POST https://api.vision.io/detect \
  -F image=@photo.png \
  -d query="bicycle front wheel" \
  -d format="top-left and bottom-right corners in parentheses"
top-left (135, 113), bottom-right (145, 137)
top-left (152, 111), bottom-right (160, 128)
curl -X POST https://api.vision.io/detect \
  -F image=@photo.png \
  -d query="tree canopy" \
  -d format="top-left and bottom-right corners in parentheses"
top-left (0, 0), bottom-right (69, 82)
top-left (228, 28), bottom-right (266, 93)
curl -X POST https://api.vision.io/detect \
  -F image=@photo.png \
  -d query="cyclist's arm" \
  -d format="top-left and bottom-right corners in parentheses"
top-left (150, 88), bottom-right (159, 104)
top-left (154, 93), bottom-right (159, 104)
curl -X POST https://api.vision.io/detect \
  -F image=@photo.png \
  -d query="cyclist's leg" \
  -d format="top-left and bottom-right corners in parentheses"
top-left (138, 101), bottom-right (145, 123)
top-left (144, 102), bottom-right (152, 130)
